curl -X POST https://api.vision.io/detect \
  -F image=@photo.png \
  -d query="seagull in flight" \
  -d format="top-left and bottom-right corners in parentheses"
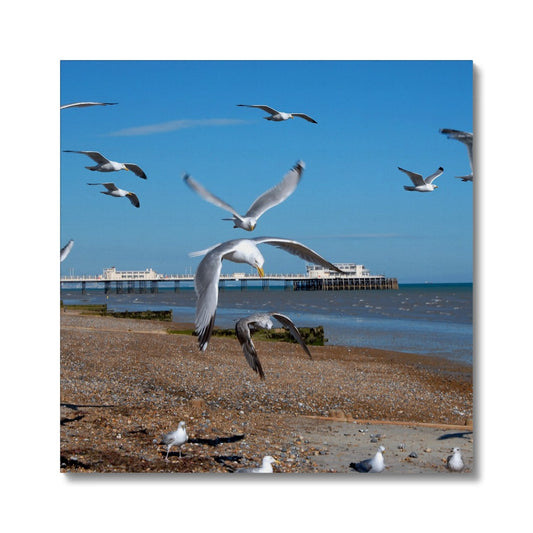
top-left (87, 182), bottom-right (140, 208)
top-left (64, 150), bottom-right (147, 179)
top-left (440, 128), bottom-right (473, 181)
top-left (350, 445), bottom-right (386, 473)
top-left (60, 239), bottom-right (74, 262)
top-left (183, 161), bottom-right (305, 231)
top-left (156, 421), bottom-right (188, 460)
top-left (399, 166), bottom-right (444, 192)
top-left (234, 456), bottom-right (278, 473)
top-left (237, 104), bottom-right (317, 124)
top-left (60, 102), bottom-right (118, 110)
top-left (190, 237), bottom-right (343, 351)
top-left (235, 312), bottom-right (312, 379)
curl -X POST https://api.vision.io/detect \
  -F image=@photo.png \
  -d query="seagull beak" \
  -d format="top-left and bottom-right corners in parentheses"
top-left (256, 266), bottom-right (265, 278)
top-left (250, 224), bottom-right (256, 231)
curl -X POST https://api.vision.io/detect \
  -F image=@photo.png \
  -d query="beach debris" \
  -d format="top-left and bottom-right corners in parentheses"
top-left (349, 445), bottom-right (386, 473)
top-left (155, 421), bottom-right (188, 460)
top-left (409, 451), bottom-right (418, 458)
top-left (446, 447), bottom-right (465, 472)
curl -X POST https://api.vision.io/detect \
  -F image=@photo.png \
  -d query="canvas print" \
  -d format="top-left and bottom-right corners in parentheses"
top-left (60, 60), bottom-right (473, 474)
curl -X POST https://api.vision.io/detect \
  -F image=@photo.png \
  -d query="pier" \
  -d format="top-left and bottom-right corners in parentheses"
top-left (60, 265), bottom-right (398, 294)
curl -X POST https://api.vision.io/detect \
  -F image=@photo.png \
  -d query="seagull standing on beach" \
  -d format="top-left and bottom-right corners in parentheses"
top-left (237, 104), bottom-right (318, 124)
top-left (183, 160), bottom-right (305, 231)
top-left (64, 150), bottom-right (147, 179)
top-left (446, 447), bottom-right (465, 472)
top-left (234, 456), bottom-right (278, 473)
top-left (60, 102), bottom-right (118, 110)
top-left (60, 239), bottom-right (74, 262)
top-left (87, 182), bottom-right (140, 208)
top-left (236, 312), bottom-right (312, 379)
top-left (157, 421), bottom-right (188, 460)
top-left (350, 445), bottom-right (386, 473)
top-left (440, 128), bottom-right (473, 181)
top-left (399, 166), bottom-right (444, 192)
top-left (190, 237), bottom-right (343, 352)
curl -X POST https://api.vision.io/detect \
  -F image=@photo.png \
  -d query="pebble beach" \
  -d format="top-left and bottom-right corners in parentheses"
top-left (60, 310), bottom-right (473, 474)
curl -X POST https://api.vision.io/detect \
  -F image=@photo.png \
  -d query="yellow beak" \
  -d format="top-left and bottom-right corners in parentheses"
top-left (256, 266), bottom-right (265, 278)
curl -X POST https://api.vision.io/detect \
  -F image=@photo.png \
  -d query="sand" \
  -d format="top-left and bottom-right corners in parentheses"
top-left (60, 310), bottom-right (473, 474)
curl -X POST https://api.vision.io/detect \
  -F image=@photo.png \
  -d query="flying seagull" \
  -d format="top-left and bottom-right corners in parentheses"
top-left (60, 102), bottom-right (118, 110)
top-left (235, 312), bottom-right (312, 379)
top-left (64, 150), bottom-right (147, 179)
top-left (237, 104), bottom-right (317, 124)
top-left (399, 166), bottom-right (443, 192)
top-left (88, 182), bottom-right (140, 208)
top-left (183, 160), bottom-right (305, 231)
top-left (155, 421), bottom-right (188, 460)
top-left (234, 456), bottom-right (278, 473)
top-left (60, 239), bottom-right (74, 262)
top-left (446, 447), bottom-right (465, 472)
top-left (440, 128), bottom-right (473, 181)
top-left (190, 237), bottom-right (343, 351)
top-left (349, 445), bottom-right (386, 473)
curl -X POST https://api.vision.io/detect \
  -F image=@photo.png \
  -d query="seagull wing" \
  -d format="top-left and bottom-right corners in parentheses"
top-left (291, 113), bottom-right (318, 124)
top-left (60, 102), bottom-right (118, 109)
top-left (124, 163), bottom-right (147, 179)
top-left (194, 243), bottom-right (237, 351)
top-left (397, 167), bottom-right (425, 187)
top-left (237, 104), bottom-right (280, 116)
top-left (440, 128), bottom-right (473, 169)
top-left (424, 167), bottom-right (444, 184)
top-left (64, 150), bottom-right (110, 165)
top-left (271, 313), bottom-right (312, 358)
top-left (245, 161), bottom-right (305, 219)
top-left (350, 458), bottom-right (373, 472)
top-left (87, 182), bottom-right (119, 191)
top-left (235, 317), bottom-right (265, 379)
top-left (60, 239), bottom-right (74, 262)
top-left (126, 192), bottom-right (140, 208)
top-left (253, 237), bottom-right (343, 273)
top-left (183, 174), bottom-right (243, 220)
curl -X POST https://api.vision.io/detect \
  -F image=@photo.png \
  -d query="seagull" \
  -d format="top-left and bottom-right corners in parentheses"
top-left (399, 166), bottom-right (444, 192)
top-left (350, 445), bottom-right (386, 473)
top-left (156, 421), bottom-right (188, 460)
top-left (87, 182), bottom-right (140, 208)
top-left (183, 161), bottom-right (305, 231)
top-left (440, 128), bottom-right (473, 181)
top-left (236, 312), bottom-right (312, 379)
top-left (446, 447), bottom-right (465, 472)
top-left (237, 104), bottom-right (317, 124)
top-left (234, 456), bottom-right (278, 473)
top-left (190, 237), bottom-right (343, 351)
top-left (60, 239), bottom-right (74, 262)
top-left (64, 150), bottom-right (147, 179)
top-left (60, 102), bottom-right (118, 110)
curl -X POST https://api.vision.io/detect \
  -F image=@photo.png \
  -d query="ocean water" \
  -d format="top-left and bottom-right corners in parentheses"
top-left (60, 283), bottom-right (473, 365)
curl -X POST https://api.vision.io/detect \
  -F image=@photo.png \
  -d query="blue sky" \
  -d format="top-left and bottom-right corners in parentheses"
top-left (60, 60), bottom-right (472, 283)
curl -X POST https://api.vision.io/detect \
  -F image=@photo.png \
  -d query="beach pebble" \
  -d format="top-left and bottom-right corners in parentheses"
top-left (409, 452), bottom-right (418, 458)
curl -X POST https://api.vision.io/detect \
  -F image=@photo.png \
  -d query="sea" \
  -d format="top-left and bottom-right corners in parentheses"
top-left (61, 283), bottom-right (473, 365)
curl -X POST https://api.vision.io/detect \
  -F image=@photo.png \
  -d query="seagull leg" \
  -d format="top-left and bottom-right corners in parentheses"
top-left (165, 447), bottom-right (170, 461)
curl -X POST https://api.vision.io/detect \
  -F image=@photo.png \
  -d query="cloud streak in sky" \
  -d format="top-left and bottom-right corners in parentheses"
top-left (107, 118), bottom-right (248, 136)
